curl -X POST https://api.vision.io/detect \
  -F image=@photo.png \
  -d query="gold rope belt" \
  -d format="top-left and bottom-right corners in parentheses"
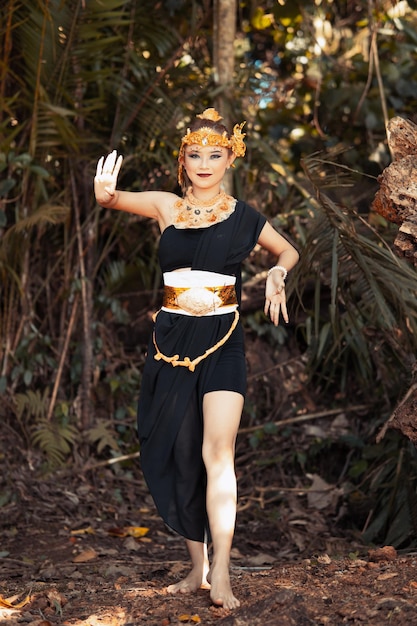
top-left (152, 309), bottom-right (240, 372)
top-left (162, 284), bottom-right (237, 316)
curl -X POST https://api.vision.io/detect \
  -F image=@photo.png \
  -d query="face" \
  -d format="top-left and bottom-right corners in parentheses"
top-left (181, 145), bottom-right (235, 193)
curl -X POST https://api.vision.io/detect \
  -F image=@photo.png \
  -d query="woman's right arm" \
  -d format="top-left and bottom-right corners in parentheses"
top-left (94, 150), bottom-right (175, 227)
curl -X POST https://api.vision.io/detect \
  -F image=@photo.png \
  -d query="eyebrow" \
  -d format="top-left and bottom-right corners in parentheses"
top-left (186, 147), bottom-right (223, 153)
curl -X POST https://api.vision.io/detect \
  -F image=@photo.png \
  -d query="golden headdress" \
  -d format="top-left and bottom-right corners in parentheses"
top-left (177, 108), bottom-right (246, 187)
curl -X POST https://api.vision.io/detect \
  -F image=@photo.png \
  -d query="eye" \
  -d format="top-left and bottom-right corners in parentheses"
top-left (210, 153), bottom-right (222, 159)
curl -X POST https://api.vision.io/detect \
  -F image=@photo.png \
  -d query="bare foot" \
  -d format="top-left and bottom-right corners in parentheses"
top-left (167, 567), bottom-right (210, 595)
top-left (207, 564), bottom-right (240, 610)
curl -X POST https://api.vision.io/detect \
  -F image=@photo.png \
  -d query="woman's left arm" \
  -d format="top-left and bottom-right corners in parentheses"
top-left (257, 222), bottom-right (300, 326)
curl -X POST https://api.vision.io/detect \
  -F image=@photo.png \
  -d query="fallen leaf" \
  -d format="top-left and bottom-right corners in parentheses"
top-left (317, 554), bottom-right (332, 565)
top-left (247, 553), bottom-right (276, 566)
top-left (307, 474), bottom-right (342, 511)
top-left (70, 526), bottom-right (95, 535)
top-left (107, 527), bottom-right (127, 537)
top-left (377, 572), bottom-right (399, 581)
top-left (125, 526), bottom-right (149, 538)
top-left (348, 559), bottom-right (368, 568)
top-left (108, 526), bottom-right (149, 538)
top-left (178, 615), bottom-right (201, 623)
top-left (72, 548), bottom-right (98, 562)
top-left (0, 593), bottom-right (31, 609)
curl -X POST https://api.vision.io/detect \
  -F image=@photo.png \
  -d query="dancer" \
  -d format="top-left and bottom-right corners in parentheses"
top-left (94, 108), bottom-right (299, 609)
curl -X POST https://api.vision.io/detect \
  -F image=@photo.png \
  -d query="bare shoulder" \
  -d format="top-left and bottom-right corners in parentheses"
top-left (155, 190), bottom-right (181, 230)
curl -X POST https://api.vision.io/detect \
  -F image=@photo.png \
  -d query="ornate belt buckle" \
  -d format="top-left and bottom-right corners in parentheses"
top-left (177, 287), bottom-right (222, 316)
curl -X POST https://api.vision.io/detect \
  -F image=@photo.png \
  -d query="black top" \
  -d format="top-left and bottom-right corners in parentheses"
top-left (158, 200), bottom-right (266, 303)
top-left (137, 201), bottom-right (267, 542)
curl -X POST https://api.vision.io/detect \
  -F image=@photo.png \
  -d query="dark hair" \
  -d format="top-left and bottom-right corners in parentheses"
top-left (188, 116), bottom-right (230, 136)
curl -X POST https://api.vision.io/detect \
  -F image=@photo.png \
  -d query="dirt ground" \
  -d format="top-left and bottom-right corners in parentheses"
top-left (2, 330), bottom-right (417, 626)
top-left (2, 459), bottom-right (417, 626)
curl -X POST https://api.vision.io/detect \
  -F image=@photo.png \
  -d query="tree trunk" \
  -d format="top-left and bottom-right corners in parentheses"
top-left (213, 0), bottom-right (236, 99)
top-left (372, 117), bottom-right (417, 265)
top-left (372, 116), bottom-right (417, 444)
top-left (71, 163), bottom-right (94, 432)
top-left (213, 0), bottom-right (236, 195)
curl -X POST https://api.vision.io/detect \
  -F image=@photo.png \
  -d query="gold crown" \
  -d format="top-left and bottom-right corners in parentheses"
top-left (178, 108), bottom-right (246, 186)
top-left (196, 108), bottom-right (223, 122)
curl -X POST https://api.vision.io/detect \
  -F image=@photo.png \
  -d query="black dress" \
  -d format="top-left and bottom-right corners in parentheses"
top-left (137, 201), bottom-right (266, 542)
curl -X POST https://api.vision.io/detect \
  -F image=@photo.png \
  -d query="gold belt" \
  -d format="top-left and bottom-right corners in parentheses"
top-left (162, 284), bottom-right (237, 316)
top-left (152, 309), bottom-right (240, 372)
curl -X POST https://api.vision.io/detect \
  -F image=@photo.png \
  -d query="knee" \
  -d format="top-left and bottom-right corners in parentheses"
top-left (202, 439), bottom-right (235, 468)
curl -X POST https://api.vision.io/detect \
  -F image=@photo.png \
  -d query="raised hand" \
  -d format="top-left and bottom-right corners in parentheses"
top-left (94, 150), bottom-right (123, 205)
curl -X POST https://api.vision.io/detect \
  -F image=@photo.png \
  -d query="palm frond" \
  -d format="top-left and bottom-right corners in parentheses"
top-left (31, 418), bottom-right (78, 468)
top-left (14, 388), bottom-right (50, 423)
top-left (3, 203), bottom-right (70, 240)
top-left (295, 150), bottom-right (417, 395)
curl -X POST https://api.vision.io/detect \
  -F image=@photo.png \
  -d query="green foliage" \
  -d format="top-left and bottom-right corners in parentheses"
top-left (357, 433), bottom-right (417, 547)
top-left (323, 429), bottom-right (417, 549)
top-left (85, 421), bottom-right (121, 455)
top-left (13, 389), bottom-right (77, 467)
top-left (15, 389), bottom-right (50, 424)
top-left (291, 149), bottom-right (417, 399)
top-left (31, 418), bottom-right (78, 469)
top-left (246, 417), bottom-right (417, 549)
top-left (2, 0), bottom-right (417, 552)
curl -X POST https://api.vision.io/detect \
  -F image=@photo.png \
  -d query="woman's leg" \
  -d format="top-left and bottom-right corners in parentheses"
top-left (167, 539), bottom-right (210, 594)
top-left (202, 390), bottom-right (244, 610)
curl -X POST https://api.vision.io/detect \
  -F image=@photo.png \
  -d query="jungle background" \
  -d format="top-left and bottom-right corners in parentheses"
top-left (2, 0), bottom-right (417, 623)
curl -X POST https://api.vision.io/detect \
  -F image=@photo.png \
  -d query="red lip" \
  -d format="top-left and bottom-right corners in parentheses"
top-left (198, 173), bottom-right (211, 177)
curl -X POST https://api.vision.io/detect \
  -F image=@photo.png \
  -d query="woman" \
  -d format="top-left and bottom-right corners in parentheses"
top-left (94, 108), bottom-right (299, 610)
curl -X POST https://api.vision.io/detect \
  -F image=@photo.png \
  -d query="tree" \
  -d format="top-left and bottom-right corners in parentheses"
top-left (372, 116), bottom-right (417, 445)
top-left (213, 0), bottom-right (237, 193)
top-left (2, 0), bottom-right (417, 479)
top-left (0, 0), bottom-right (211, 461)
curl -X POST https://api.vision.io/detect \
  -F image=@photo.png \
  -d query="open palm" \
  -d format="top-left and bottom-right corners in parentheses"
top-left (94, 150), bottom-right (123, 204)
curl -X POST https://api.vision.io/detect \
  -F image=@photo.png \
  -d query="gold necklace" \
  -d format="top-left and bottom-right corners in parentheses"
top-left (173, 188), bottom-right (236, 229)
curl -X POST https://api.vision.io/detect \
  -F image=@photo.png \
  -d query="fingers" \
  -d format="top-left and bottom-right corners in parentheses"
top-left (114, 154), bottom-right (123, 178)
top-left (94, 150), bottom-right (123, 204)
top-left (104, 149), bottom-right (117, 173)
top-left (280, 301), bottom-right (289, 324)
top-left (264, 300), bottom-right (279, 325)
top-left (264, 293), bottom-right (289, 326)
top-left (96, 156), bottom-right (104, 177)
top-left (271, 303), bottom-right (280, 326)
top-left (95, 150), bottom-right (123, 178)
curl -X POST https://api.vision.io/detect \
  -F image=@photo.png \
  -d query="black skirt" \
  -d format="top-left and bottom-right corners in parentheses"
top-left (137, 311), bottom-right (245, 542)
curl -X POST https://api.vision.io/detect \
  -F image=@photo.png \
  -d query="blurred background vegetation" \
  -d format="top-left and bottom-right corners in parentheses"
top-left (1, 0), bottom-right (417, 551)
